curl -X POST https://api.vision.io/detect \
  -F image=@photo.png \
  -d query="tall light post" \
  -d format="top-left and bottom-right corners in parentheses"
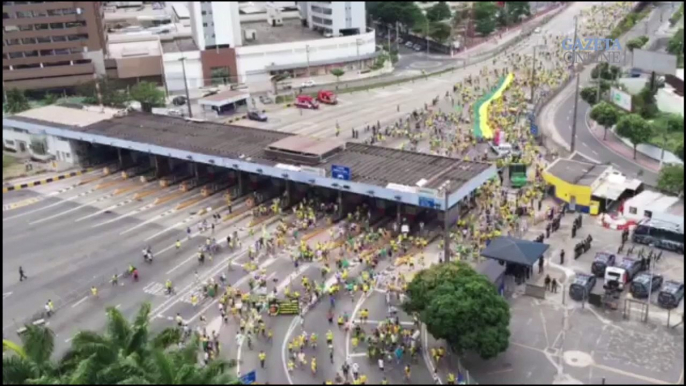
top-left (570, 15), bottom-right (580, 154)
top-left (439, 180), bottom-right (452, 263)
top-left (179, 57), bottom-right (192, 118)
top-left (356, 38), bottom-right (363, 71)
top-left (305, 44), bottom-right (311, 77)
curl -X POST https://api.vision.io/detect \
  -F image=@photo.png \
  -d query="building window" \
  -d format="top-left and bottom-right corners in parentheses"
top-left (52, 35), bottom-right (67, 42)
top-left (35, 23), bottom-right (49, 30)
top-left (40, 49), bottom-right (55, 56)
top-left (644, 210), bottom-right (652, 218)
top-left (54, 48), bottom-right (70, 55)
top-left (15, 11), bottom-right (30, 18)
top-left (37, 36), bottom-right (52, 43)
top-left (62, 8), bottom-right (76, 15)
top-left (24, 50), bottom-right (38, 57)
top-left (19, 24), bottom-right (34, 31)
top-left (48, 9), bottom-right (63, 16)
top-left (203, 23), bottom-right (208, 27)
top-left (629, 207), bottom-right (637, 214)
top-left (50, 22), bottom-right (65, 29)
top-left (32, 10), bottom-right (47, 18)
top-left (8, 52), bottom-right (24, 59)
top-left (5, 39), bottom-right (20, 46)
top-left (21, 37), bottom-right (36, 45)
top-left (3, 12), bottom-right (12, 19)
top-left (65, 21), bottom-right (86, 28)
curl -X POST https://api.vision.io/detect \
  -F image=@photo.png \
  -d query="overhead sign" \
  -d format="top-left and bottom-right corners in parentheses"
top-left (418, 196), bottom-right (436, 208)
top-left (610, 87), bottom-right (632, 111)
top-left (300, 165), bottom-right (326, 177)
top-left (331, 164), bottom-right (351, 181)
top-left (417, 187), bottom-right (439, 198)
top-left (240, 370), bottom-right (256, 385)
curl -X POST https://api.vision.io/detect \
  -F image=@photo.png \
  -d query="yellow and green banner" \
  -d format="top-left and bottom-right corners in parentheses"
top-left (473, 73), bottom-right (515, 140)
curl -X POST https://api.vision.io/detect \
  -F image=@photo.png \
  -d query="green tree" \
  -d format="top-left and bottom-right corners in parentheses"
top-left (2, 325), bottom-right (58, 384)
top-left (76, 77), bottom-right (129, 107)
top-left (473, 2), bottom-right (498, 36)
top-left (580, 86), bottom-right (599, 106)
top-left (403, 261), bottom-right (510, 359)
top-left (4, 88), bottom-right (31, 114)
top-left (590, 101), bottom-right (622, 140)
top-left (632, 85), bottom-right (659, 119)
top-left (368, 2), bottom-right (425, 29)
top-left (426, 1), bottom-right (451, 22)
top-left (658, 164), bottom-right (684, 195)
top-left (667, 28), bottom-right (684, 68)
top-left (506, 2), bottom-right (531, 22)
top-left (590, 62), bottom-right (620, 80)
top-left (676, 142), bottom-right (684, 161)
top-left (626, 35), bottom-right (649, 51)
top-left (616, 113), bottom-right (653, 159)
top-left (430, 22), bottom-right (452, 44)
top-left (130, 81), bottom-right (165, 113)
top-left (331, 68), bottom-right (345, 82)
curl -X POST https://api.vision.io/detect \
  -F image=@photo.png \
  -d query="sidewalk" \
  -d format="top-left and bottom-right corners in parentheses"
top-left (586, 119), bottom-right (662, 173)
top-left (3, 167), bottom-right (93, 193)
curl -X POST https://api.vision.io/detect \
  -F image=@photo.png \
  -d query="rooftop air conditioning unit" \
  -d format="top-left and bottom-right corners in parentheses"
top-left (244, 29), bottom-right (257, 41)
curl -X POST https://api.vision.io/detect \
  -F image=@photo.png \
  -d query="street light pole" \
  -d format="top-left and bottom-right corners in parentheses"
top-left (426, 16), bottom-right (430, 55)
top-left (443, 186), bottom-right (450, 263)
top-left (306, 45), bottom-right (311, 77)
top-left (570, 15), bottom-right (580, 154)
top-left (530, 45), bottom-right (538, 102)
top-left (179, 57), bottom-right (192, 118)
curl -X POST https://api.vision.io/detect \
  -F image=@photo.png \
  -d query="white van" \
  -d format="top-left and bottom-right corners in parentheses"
top-left (604, 266), bottom-right (628, 290)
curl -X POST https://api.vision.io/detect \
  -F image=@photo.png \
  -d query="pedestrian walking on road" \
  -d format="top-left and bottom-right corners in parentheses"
top-left (378, 357), bottom-right (384, 372)
top-left (538, 256), bottom-right (544, 273)
top-left (19, 266), bottom-right (27, 282)
top-left (545, 274), bottom-right (551, 291)
top-left (551, 278), bottom-right (558, 293)
top-left (560, 249), bottom-right (565, 265)
top-left (259, 350), bottom-right (266, 368)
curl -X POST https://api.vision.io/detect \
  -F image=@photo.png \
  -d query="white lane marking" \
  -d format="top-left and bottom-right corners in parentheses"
top-left (118, 193), bottom-right (208, 235)
top-left (71, 296), bottom-right (88, 308)
top-left (28, 190), bottom-right (119, 225)
top-left (3, 292), bottom-right (13, 299)
top-left (93, 201), bottom-right (158, 228)
top-left (74, 198), bottom-right (135, 222)
top-left (348, 352), bottom-right (368, 358)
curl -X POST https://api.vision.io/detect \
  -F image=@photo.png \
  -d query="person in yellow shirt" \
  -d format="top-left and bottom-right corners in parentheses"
top-left (258, 351), bottom-right (266, 368)
top-left (351, 336), bottom-right (359, 348)
top-left (311, 358), bottom-right (317, 374)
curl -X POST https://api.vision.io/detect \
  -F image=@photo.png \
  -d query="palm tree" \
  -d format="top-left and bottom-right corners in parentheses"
top-left (3, 324), bottom-right (59, 384)
top-left (4, 303), bottom-right (238, 384)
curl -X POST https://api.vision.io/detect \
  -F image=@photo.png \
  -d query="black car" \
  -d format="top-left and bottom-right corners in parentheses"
top-left (172, 96), bottom-right (187, 106)
top-left (591, 252), bottom-right (616, 277)
top-left (247, 110), bottom-right (267, 122)
top-left (629, 272), bottom-right (663, 299)
top-left (569, 273), bottom-right (597, 301)
top-left (658, 281), bottom-right (684, 309)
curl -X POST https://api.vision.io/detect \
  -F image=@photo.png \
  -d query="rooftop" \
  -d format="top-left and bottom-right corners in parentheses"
top-left (13, 105), bottom-right (119, 128)
top-left (161, 37), bottom-right (198, 53)
top-left (545, 158), bottom-right (609, 187)
top-left (7, 109), bottom-right (490, 196)
top-left (108, 36), bottom-right (162, 58)
top-left (241, 18), bottom-right (324, 46)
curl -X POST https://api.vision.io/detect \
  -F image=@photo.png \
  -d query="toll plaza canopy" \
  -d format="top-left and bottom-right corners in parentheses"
top-left (4, 106), bottom-right (496, 211)
top-left (480, 236), bottom-right (550, 266)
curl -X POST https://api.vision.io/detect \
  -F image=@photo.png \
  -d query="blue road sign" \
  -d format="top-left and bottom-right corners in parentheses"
top-left (530, 123), bottom-right (539, 136)
top-left (331, 164), bottom-right (351, 181)
top-left (418, 196), bottom-right (436, 209)
top-left (240, 370), bottom-right (256, 385)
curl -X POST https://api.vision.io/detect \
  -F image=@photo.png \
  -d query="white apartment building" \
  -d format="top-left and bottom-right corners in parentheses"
top-left (298, 1), bottom-right (366, 37)
top-left (188, 1), bottom-right (242, 49)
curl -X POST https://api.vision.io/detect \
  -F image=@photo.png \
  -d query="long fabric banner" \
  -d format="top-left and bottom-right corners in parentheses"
top-left (473, 73), bottom-right (515, 139)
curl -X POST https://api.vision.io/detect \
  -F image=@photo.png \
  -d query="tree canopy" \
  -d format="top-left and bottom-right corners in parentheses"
top-left (506, 2), bottom-right (531, 23)
top-left (403, 261), bottom-right (510, 359)
top-left (76, 77), bottom-right (129, 108)
top-left (658, 164), bottom-right (684, 195)
top-left (473, 2), bottom-right (498, 37)
top-left (4, 88), bottom-right (31, 114)
top-left (590, 62), bottom-right (621, 80)
top-left (616, 113), bottom-right (652, 159)
top-left (430, 22), bottom-right (452, 44)
top-left (590, 101), bottom-right (622, 140)
top-left (368, 2), bottom-right (425, 28)
top-left (3, 303), bottom-right (238, 385)
top-left (130, 81), bottom-right (166, 113)
top-left (426, 2), bottom-right (452, 22)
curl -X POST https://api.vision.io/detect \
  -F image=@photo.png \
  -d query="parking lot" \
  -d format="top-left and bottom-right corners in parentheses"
top-left (460, 206), bottom-right (684, 385)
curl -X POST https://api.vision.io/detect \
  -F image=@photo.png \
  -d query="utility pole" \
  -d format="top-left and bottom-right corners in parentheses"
top-left (443, 186), bottom-right (451, 263)
top-left (306, 45), bottom-right (311, 77)
top-left (396, 21), bottom-right (400, 53)
top-left (179, 57), bottom-right (192, 118)
top-left (530, 45), bottom-right (538, 102)
top-left (426, 16), bottom-right (430, 55)
top-left (646, 253), bottom-right (654, 320)
top-left (570, 15), bottom-right (580, 154)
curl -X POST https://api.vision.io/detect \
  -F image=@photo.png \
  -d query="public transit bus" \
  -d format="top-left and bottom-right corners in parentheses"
top-left (632, 218), bottom-right (684, 254)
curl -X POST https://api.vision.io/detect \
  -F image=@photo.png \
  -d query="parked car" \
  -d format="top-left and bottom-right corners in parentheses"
top-left (405, 41), bottom-right (414, 48)
top-left (569, 273), bottom-right (597, 301)
top-left (591, 252), bottom-right (616, 277)
top-left (300, 79), bottom-right (316, 88)
top-left (259, 95), bottom-right (273, 104)
top-left (172, 96), bottom-right (187, 106)
top-left (630, 272), bottom-right (663, 299)
top-left (658, 280), bottom-right (684, 309)
top-left (397, 38), bottom-right (404, 44)
top-left (247, 109), bottom-right (268, 122)
top-left (413, 44), bottom-right (423, 51)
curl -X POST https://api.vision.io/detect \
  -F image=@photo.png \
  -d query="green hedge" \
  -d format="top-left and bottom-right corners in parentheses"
top-left (670, 4), bottom-right (684, 26)
top-left (608, 8), bottom-right (651, 40)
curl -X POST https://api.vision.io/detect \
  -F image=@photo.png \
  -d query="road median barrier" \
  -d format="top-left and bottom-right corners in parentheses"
top-left (302, 222), bottom-right (332, 242)
top-left (113, 185), bottom-right (138, 196)
top-left (223, 208), bottom-right (250, 222)
top-left (153, 190), bottom-right (185, 206)
top-left (134, 188), bottom-right (159, 200)
top-left (3, 168), bottom-right (92, 193)
top-left (175, 196), bottom-right (203, 211)
top-left (78, 174), bottom-right (102, 186)
top-left (95, 179), bottom-right (122, 190)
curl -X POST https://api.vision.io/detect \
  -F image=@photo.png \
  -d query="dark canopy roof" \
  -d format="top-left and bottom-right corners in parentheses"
top-left (480, 236), bottom-right (550, 266)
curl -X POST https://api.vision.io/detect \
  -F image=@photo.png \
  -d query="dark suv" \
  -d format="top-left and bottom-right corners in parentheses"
top-left (629, 272), bottom-right (663, 299)
top-left (569, 273), bottom-right (597, 301)
top-left (591, 252), bottom-right (616, 277)
top-left (658, 281), bottom-right (684, 309)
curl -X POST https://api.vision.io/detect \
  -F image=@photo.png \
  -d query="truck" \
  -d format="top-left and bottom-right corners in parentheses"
top-left (508, 163), bottom-right (527, 188)
top-left (317, 90), bottom-right (337, 105)
top-left (295, 94), bottom-right (319, 109)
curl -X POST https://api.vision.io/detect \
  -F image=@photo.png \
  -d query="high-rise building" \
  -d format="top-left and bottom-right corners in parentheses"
top-left (188, 1), bottom-right (241, 86)
top-left (298, 1), bottom-right (366, 37)
top-left (2, 1), bottom-right (107, 91)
